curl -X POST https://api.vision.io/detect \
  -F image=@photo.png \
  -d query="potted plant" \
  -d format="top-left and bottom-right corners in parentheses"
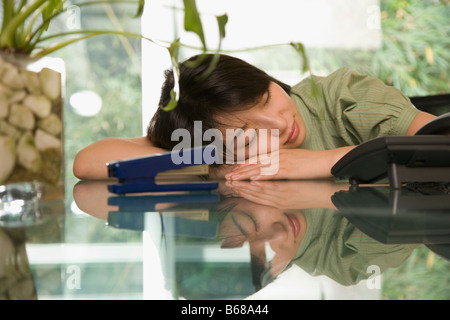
top-left (0, 0), bottom-right (146, 199)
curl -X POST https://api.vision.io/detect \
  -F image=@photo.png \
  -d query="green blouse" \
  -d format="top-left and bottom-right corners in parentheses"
top-left (290, 67), bottom-right (420, 150)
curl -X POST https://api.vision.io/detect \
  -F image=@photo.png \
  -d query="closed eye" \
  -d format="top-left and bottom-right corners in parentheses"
top-left (230, 211), bottom-right (258, 237)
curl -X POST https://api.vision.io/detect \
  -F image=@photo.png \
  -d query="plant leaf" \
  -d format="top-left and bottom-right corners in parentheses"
top-left (183, 0), bottom-right (206, 51)
top-left (2, 0), bottom-right (146, 53)
top-left (133, 0), bottom-right (145, 18)
top-left (290, 42), bottom-right (309, 73)
top-left (290, 42), bottom-right (322, 100)
top-left (41, 0), bottom-right (65, 32)
top-left (216, 14), bottom-right (228, 40)
top-left (168, 37), bottom-right (180, 61)
top-left (31, 29), bottom-right (156, 58)
top-left (1, 0), bottom-right (14, 35)
top-left (0, 0), bottom-right (48, 48)
top-left (188, 14), bottom-right (227, 81)
top-left (192, 14), bottom-right (227, 81)
top-left (160, 89), bottom-right (179, 112)
top-left (160, 39), bottom-right (181, 111)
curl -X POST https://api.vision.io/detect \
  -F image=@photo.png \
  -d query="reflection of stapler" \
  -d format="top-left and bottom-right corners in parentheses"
top-left (107, 145), bottom-right (219, 194)
top-left (107, 192), bottom-right (221, 238)
top-left (107, 192), bottom-right (220, 210)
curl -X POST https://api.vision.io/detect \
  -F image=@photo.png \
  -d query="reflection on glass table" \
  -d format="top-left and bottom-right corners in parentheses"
top-left (332, 183), bottom-right (450, 259)
top-left (75, 179), bottom-right (449, 299)
top-left (1, 179), bottom-right (449, 300)
top-left (0, 182), bottom-right (64, 300)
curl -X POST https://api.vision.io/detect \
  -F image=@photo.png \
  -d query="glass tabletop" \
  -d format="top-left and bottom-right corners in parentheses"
top-left (1, 178), bottom-right (449, 300)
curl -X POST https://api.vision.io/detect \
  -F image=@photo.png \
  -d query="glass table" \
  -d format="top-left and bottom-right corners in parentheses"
top-left (1, 178), bottom-right (449, 300)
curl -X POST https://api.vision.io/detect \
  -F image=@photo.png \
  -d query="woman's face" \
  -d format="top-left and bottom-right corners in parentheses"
top-left (218, 199), bottom-right (306, 277)
top-left (216, 82), bottom-right (305, 161)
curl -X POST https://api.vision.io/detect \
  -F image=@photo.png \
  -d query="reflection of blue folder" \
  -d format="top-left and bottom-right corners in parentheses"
top-left (107, 146), bottom-right (218, 194)
top-left (107, 193), bottom-right (220, 238)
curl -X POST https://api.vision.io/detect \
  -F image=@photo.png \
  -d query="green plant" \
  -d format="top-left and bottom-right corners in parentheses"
top-left (0, 0), bottom-right (144, 57)
top-left (304, 0), bottom-right (450, 98)
top-left (1, 0), bottom-right (238, 109)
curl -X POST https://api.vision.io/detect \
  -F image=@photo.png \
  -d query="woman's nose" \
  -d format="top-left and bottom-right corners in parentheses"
top-left (257, 110), bottom-right (287, 130)
top-left (257, 222), bottom-right (286, 242)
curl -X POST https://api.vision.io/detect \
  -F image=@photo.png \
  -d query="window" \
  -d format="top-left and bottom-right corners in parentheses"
top-left (59, 1), bottom-right (143, 188)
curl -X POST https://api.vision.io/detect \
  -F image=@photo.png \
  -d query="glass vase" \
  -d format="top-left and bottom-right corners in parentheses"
top-left (0, 53), bottom-right (65, 201)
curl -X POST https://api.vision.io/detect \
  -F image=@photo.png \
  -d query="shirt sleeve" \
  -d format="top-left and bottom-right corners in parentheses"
top-left (319, 67), bottom-right (420, 144)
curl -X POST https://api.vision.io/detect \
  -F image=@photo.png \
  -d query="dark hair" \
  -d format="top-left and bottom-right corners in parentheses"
top-left (147, 54), bottom-right (291, 151)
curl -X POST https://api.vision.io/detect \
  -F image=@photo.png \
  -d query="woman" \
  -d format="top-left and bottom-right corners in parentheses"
top-left (73, 54), bottom-right (435, 180)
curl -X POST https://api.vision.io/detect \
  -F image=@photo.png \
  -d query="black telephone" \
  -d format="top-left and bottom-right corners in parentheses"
top-left (331, 112), bottom-right (450, 188)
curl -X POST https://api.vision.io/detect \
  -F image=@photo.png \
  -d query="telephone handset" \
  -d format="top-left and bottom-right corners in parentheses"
top-left (331, 113), bottom-right (450, 188)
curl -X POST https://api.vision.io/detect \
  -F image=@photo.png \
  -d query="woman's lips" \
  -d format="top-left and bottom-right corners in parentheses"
top-left (286, 120), bottom-right (299, 144)
top-left (287, 214), bottom-right (300, 238)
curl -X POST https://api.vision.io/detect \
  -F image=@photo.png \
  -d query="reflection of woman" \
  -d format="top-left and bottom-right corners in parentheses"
top-left (73, 54), bottom-right (435, 180)
top-left (73, 180), bottom-right (418, 289)
top-left (217, 196), bottom-right (308, 289)
top-left (227, 181), bottom-right (418, 287)
top-left (291, 208), bottom-right (418, 286)
top-left (73, 180), bottom-right (305, 289)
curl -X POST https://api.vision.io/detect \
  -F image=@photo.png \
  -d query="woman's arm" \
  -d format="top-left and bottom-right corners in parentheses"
top-left (225, 111), bottom-right (437, 181)
top-left (73, 136), bottom-right (167, 180)
top-left (405, 111), bottom-right (436, 135)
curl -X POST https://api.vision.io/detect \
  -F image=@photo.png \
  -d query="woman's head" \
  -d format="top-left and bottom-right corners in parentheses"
top-left (217, 196), bottom-right (306, 288)
top-left (147, 54), bottom-right (293, 157)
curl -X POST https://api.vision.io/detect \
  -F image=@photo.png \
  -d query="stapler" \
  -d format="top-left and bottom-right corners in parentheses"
top-left (107, 145), bottom-right (219, 194)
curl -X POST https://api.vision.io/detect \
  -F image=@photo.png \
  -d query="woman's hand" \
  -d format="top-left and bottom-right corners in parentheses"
top-left (224, 147), bottom-right (355, 181)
